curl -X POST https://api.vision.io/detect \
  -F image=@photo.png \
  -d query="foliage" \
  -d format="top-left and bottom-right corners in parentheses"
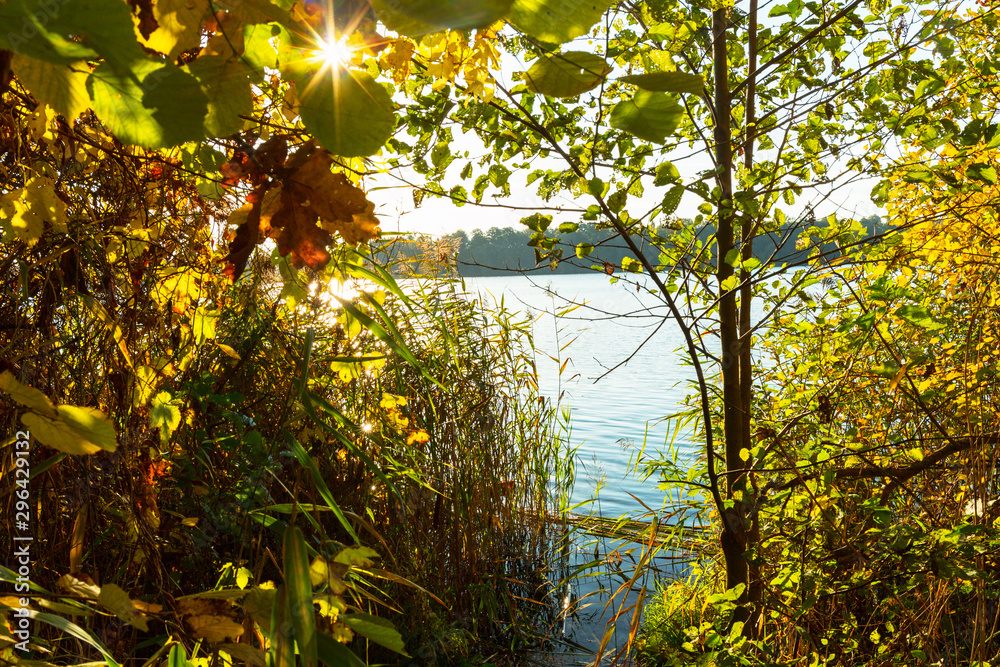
top-left (3, 0), bottom-right (1000, 663)
top-left (0, 26), bottom-right (568, 661)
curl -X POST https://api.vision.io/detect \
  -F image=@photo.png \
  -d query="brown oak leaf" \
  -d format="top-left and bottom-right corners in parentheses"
top-left (283, 149), bottom-right (380, 246)
top-left (220, 144), bottom-right (380, 276)
top-left (222, 183), bottom-right (267, 281)
top-left (271, 187), bottom-right (332, 270)
top-left (254, 135), bottom-right (289, 174)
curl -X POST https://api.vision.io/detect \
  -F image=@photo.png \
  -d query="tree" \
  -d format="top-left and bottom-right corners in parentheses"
top-left (380, 0), bottom-right (1000, 637)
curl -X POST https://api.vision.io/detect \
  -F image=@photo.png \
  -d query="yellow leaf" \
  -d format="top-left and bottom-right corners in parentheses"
top-left (132, 365), bottom-right (159, 408)
top-left (98, 584), bottom-right (150, 632)
top-left (58, 406), bottom-right (118, 450)
top-left (235, 567), bottom-right (252, 590)
top-left (178, 598), bottom-right (244, 643)
top-left (193, 306), bottom-right (220, 344)
top-left (218, 643), bottom-right (266, 667)
top-left (333, 545), bottom-right (378, 568)
top-left (0, 175), bottom-right (66, 244)
top-left (22, 405), bottom-right (117, 455)
top-left (308, 557), bottom-right (347, 594)
top-left (152, 269), bottom-right (202, 312)
top-left (57, 574), bottom-right (100, 599)
top-left (329, 621), bottom-right (353, 643)
top-left (79, 294), bottom-right (134, 369)
top-left (308, 556), bottom-right (328, 587)
top-left (216, 343), bottom-right (241, 361)
top-left (11, 55), bottom-right (91, 120)
top-left (150, 391), bottom-right (182, 443)
top-left (137, 0), bottom-right (211, 58)
top-left (315, 593), bottom-right (345, 620)
top-left (888, 363), bottom-right (908, 392)
top-left (0, 371), bottom-right (58, 418)
top-left (69, 504), bottom-right (87, 574)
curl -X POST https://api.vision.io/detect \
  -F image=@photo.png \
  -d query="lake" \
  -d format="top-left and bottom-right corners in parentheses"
top-left (461, 272), bottom-right (770, 659)
top-left (463, 272), bottom-right (749, 516)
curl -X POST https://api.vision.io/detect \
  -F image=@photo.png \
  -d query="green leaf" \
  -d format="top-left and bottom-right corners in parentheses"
top-left (575, 242), bottom-right (594, 258)
top-left (618, 71), bottom-right (702, 94)
top-left (149, 391), bottom-right (182, 442)
top-left (587, 177), bottom-right (605, 197)
top-left (559, 222), bottom-right (579, 233)
top-left (185, 56), bottom-right (254, 138)
top-left (660, 185), bottom-right (684, 215)
top-left (273, 586), bottom-right (295, 667)
top-left (0, 0), bottom-right (141, 68)
top-left (509, 0), bottom-right (617, 45)
top-left (520, 213), bottom-right (552, 232)
top-left (967, 163), bottom-right (998, 185)
top-left (168, 645), bottom-right (189, 667)
top-left (11, 55), bottom-right (91, 120)
top-left (370, 0), bottom-right (512, 35)
top-left (295, 68), bottom-right (395, 158)
top-left (609, 91), bottom-right (682, 143)
top-left (284, 433), bottom-right (359, 542)
top-left (316, 633), bottom-right (366, 667)
top-left (283, 526), bottom-right (318, 667)
top-left (524, 51), bottom-right (610, 98)
top-left (653, 161), bottom-right (680, 185)
top-left (341, 613), bottom-right (408, 655)
top-left (895, 304), bottom-right (945, 330)
top-left (87, 59), bottom-right (208, 148)
top-left (243, 23), bottom-right (288, 74)
top-left (27, 610), bottom-right (121, 667)
top-left (871, 361), bottom-right (899, 378)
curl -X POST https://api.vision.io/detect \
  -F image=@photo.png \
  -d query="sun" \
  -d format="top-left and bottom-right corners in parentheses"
top-left (314, 35), bottom-right (353, 69)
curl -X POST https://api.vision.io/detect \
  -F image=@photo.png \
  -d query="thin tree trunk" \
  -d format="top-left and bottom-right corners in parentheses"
top-left (712, 5), bottom-right (749, 623)
top-left (740, 0), bottom-right (762, 636)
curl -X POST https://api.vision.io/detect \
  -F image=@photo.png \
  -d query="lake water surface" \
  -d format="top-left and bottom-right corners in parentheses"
top-left (461, 273), bottom-right (768, 659)
top-left (464, 273), bottom-right (723, 516)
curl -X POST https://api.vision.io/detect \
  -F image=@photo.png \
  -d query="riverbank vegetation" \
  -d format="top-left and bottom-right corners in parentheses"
top-left (2, 0), bottom-right (1000, 665)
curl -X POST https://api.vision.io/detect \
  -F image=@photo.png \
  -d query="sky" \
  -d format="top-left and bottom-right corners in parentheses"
top-left (363, 15), bottom-right (889, 239)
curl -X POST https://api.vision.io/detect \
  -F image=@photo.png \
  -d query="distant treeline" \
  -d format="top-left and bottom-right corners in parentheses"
top-left (387, 216), bottom-right (888, 277)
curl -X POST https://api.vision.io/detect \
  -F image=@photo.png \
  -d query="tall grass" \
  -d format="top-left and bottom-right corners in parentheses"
top-left (0, 237), bottom-right (574, 664)
top-left (300, 274), bottom-right (574, 656)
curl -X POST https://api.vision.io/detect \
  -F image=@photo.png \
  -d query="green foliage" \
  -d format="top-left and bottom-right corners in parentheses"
top-left (609, 91), bottom-right (683, 144)
top-left (294, 69), bottom-right (396, 158)
top-left (4, 0), bottom-right (1000, 662)
top-left (524, 51), bottom-right (611, 98)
